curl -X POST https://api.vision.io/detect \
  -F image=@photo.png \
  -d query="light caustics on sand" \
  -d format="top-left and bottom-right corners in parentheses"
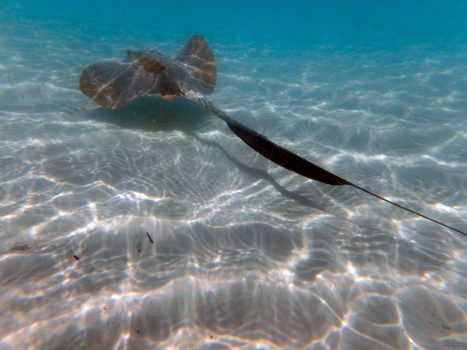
top-left (79, 35), bottom-right (466, 238)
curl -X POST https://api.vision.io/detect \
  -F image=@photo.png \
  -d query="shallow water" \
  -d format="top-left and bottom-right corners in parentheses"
top-left (1, 1), bottom-right (466, 349)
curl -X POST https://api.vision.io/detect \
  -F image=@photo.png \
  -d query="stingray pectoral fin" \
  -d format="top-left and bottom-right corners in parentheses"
top-left (176, 35), bottom-right (217, 95)
top-left (80, 61), bottom-right (154, 110)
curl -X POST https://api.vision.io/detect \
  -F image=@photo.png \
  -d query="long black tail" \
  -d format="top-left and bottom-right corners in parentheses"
top-left (191, 94), bottom-right (466, 237)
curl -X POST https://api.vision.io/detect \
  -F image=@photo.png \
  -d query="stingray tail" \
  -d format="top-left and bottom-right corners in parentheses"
top-left (350, 184), bottom-right (466, 236)
top-left (226, 118), bottom-right (350, 186)
top-left (190, 94), bottom-right (466, 237)
top-left (176, 35), bottom-right (217, 95)
top-left (192, 94), bottom-right (350, 186)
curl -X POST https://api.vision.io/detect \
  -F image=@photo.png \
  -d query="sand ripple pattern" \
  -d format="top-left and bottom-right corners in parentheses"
top-left (0, 12), bottom-right (466, 350)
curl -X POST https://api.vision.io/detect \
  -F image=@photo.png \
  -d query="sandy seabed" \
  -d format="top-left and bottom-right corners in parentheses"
top-left (0, 13), bottom-right (466, 350)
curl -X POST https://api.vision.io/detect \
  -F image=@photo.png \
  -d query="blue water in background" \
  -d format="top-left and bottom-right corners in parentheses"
top-left (0, 1), bottom-right (466, 349)
top-left (4, 1), bottom-right (467, 49)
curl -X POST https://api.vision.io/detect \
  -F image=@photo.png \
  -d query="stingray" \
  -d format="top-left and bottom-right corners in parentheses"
top-left (80, 35), bottom-right (466, 237)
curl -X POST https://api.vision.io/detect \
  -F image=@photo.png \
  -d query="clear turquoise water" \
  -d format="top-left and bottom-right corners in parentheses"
top-left (0, 1), bottom-right (466, 349)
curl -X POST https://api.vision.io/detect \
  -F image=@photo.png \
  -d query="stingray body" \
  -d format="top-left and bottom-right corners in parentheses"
top-left (80, 36), bottom-right (465, 237)
top-left (80, 36), bottom-right (216, 109)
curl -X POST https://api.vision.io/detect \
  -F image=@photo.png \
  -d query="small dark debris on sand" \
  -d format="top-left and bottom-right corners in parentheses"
top-left (9, 243), bottom-right (30, 252)
top-left (146, 232), bottom-right (154, 244)
top-left (73, 255), bottom-right (80, 261)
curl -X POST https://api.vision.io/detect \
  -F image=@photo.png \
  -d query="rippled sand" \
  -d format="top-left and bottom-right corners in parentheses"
top-left (1, 11), bottom-right (466, 350)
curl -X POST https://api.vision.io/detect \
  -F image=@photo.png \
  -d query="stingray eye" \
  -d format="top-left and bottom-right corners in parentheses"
top-left (148, 62), bottom-right (165, 74)
top-left (137, 56), bottom-right (165, 74)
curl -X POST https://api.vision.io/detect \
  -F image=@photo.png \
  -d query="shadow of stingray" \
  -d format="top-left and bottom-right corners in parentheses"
top-left (80, 97), bottom-right (399, 238)
top-left (82, 97), bottom-right (353, 217)
top-left (83, 96), bottom-right (210, 132)
top-left (192, 133), bottom-right (406, 242)
top-left (83, 96), bottom-right (331, 211)
top-left (189, 132), bottom-right (329, 211)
